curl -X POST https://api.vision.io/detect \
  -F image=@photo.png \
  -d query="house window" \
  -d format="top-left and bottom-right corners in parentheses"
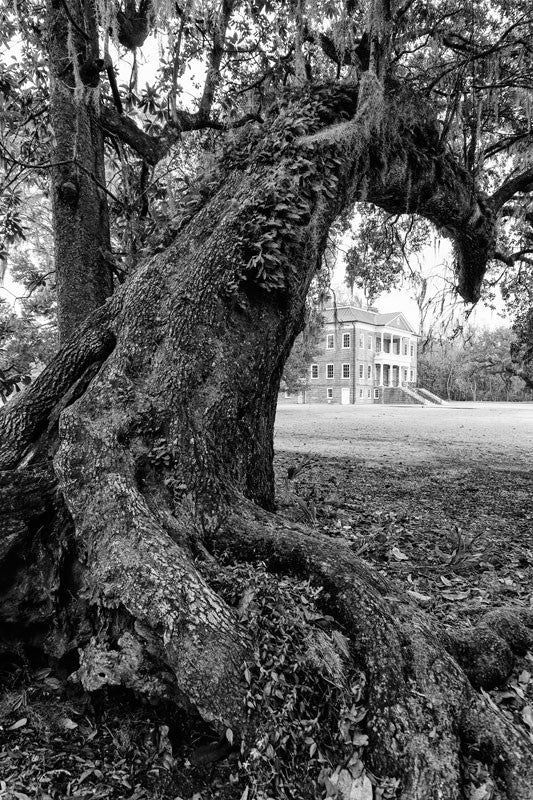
top-left (327, 363), bottom-right (334, 379)
top-left (376, 338), bottom-right (381, 353)
top-left (403, 342), bottom-right (408, 355)
top-left (410, 369), bottom-right (414, 382)
top-left (342, 363), bottom-right (350, 379)
top-left (374, 388), bottom-right (380, 399)
top-left (410, 344), bottom-right (414, 357)
top-left (367, 365), bottom-right (372, 379)
top-left (311, 364), bottom-right (318, 379)
top-left (367, 336), bottom-right (372, 349)
top-left (367, 388), bottom-right (371, 398)
top-left (359, 388), bottom-right (364, 398)
top-left (327, 388), bottom-right (333, 399)
top-left (359, 334), bottom-right (364, 348)
top-left (359, 364), bottom-right (364, 379)
top-left (327, 334), bottom-right (335, 349)
top-left (342, 333), bottom-right (351, 348)
top-left (403, 368), bottom-right (408, 382)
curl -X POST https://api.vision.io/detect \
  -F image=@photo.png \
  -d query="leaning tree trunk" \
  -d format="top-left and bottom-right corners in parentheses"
top-left (1, 81), bottom-right (532, 798)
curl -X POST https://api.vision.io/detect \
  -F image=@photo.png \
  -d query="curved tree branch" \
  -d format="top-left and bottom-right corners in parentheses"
top-left (491, 165), bottom-right (533, 209)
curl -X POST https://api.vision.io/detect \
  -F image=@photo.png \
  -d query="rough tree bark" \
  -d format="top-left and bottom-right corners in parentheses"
top-left (46, 0), bottom-right (114, 342)
top-left (1, 81), bottom-right (532, 798)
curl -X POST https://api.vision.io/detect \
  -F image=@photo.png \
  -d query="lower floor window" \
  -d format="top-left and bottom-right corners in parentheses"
top-left (374, 388), bottom-right (380, 399)
top-left (367, 388), bottom-right (371, 398)
top-left (327, 388), bottom-right (333, 399)
top-left (359, 388), bottom-right (363, 398)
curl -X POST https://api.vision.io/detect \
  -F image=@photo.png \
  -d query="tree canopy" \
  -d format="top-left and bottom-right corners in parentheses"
top-left (1, 0), bottom-right (533, 311)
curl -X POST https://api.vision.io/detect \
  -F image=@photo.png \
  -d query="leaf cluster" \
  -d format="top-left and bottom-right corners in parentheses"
top-left (213, 562), bottom-right (370, 799)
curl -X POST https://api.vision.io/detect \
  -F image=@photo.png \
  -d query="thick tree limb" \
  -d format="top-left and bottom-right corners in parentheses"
top-left (100, 107), bottom-right (206, 165)
top-left (491, 165), bottom-right (533, 209)
top-left (0, 304), bottom-right (115, 470)
top-left (100, 105), bottom-right (260, 165)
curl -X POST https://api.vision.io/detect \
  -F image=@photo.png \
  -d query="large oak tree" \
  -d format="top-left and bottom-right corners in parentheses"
top-left (2, 1), bottom-right (533, 797)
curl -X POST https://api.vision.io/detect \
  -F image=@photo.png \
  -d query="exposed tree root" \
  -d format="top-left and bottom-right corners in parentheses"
top-left (213, 502), bottom-right (533, 799)
top-left (0, 467), bottom-right (66, 632)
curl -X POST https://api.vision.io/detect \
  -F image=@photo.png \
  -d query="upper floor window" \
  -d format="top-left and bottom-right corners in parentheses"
top-left (327, 363), bottom-right (334, 379)
top-left (367, 336), bottom-right (372, 349)
top-left (342, 363), bottom-right (350, 379)
top-left (367, 365), bottom-right (372, 379)
top-left (311, 364), bottom-right (318, 379)
top-left (376, 339), bottom-right (381, 353)
top-left (410, 344), bottom-right (415, 357)
top-left (342, 333), bottom-right (351, 348)
top-left (359, 364), bottom-right (364, 378)
top-left (403, 342), bottom-right (408, 355)
top-left (359, 334), bottom-right (364, 348)
top-left (326, 334), bottom-right (335, 349)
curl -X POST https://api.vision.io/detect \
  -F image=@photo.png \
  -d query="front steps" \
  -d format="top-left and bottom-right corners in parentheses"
top-left (379, 386), bottom-right (446, 405)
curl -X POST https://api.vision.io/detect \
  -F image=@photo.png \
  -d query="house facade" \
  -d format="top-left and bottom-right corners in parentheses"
top-left (306, 306), bottom-right (419, 404)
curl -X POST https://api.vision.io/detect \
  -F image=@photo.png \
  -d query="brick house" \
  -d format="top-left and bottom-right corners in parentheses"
top-left (305, 306), bottom-right (419, 404)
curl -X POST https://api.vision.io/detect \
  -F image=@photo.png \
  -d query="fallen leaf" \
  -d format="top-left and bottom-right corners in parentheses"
top-left (470, 784), bottom-right (491, 800)
top-left (441, 590), bottom-right (470, 601)
top-left (349, 774), bottom-right (373, 800)
top-left (390, 546), bottom-right (409, 561)
top-left (522, 705), bottom-right (533, 730)
top-left (62, 717), bottom-right (78, 730)
top-left (406, 590), bottom-right (433, 607)
top-left (8, 718), bottom-right (27, 730)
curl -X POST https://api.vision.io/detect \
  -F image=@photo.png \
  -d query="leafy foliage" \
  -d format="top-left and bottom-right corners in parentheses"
top-left (418, 326), bottom-right (531, 401)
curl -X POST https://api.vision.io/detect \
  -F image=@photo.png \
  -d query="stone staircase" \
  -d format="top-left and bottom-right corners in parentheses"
top-left (413, 387), bottom-right (446, 405)
top-left (380, 386), bottom-right (446, 405)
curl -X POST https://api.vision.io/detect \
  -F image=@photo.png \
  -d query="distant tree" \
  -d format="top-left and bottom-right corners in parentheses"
top-left (419, 327), bottom-right (531, 401)
top-left (281, 312), bottom-right (323, 394)
top-left (344, 206), bottom-right (414, 304)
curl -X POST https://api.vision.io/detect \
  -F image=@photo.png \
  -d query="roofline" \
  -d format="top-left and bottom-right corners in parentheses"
top-left (323, 306), bottom-right (419, 335)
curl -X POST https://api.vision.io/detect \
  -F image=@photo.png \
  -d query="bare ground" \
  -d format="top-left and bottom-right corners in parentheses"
top-left (274, 402), bottom-right (533, 470)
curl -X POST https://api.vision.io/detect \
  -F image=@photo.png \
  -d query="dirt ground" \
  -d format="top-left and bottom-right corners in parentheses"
top-left (274, 401), bottom-right (533, 470)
